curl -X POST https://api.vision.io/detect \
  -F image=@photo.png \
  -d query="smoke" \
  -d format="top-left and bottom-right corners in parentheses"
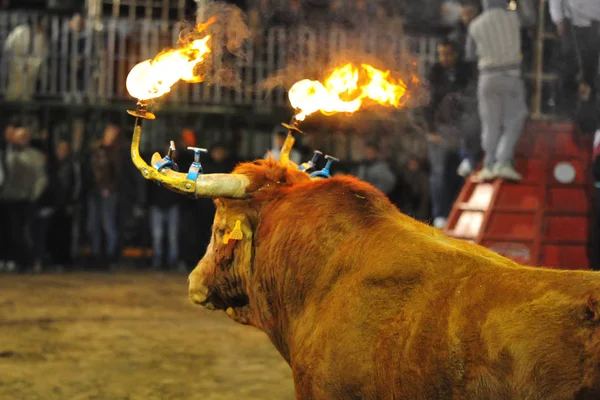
top-left (193, 2), bottom-right (252, 88)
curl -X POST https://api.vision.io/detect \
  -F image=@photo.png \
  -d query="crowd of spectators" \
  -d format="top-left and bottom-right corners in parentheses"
top-left (1, 0), bottom-right (599, 272)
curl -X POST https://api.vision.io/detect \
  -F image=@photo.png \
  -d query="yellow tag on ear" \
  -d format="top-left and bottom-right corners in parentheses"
top-left (229, 220), bottom-right (243, 241)
top-left (222, 220), bottom-right (243, 244)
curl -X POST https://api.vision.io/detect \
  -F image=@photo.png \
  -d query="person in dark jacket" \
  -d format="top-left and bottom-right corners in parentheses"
top-left (48, 140), bottom-right (76, 270)
top-left (425, 38), bottom-right (475, 229)
top-left (86, 123), bottom-right (122, 270)
top-left (147, 154), bottom-right (182, 270)
top-left (29, 135), bottom-right (55, 274)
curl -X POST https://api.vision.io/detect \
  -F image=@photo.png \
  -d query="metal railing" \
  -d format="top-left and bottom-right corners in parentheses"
top-left (0, 11), bottom-right (441, 109)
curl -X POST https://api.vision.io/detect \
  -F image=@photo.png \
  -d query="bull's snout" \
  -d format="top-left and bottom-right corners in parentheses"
top-left (188, 273), bottom-right (210, 306)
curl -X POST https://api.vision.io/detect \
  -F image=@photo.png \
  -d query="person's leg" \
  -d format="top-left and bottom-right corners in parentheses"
top-left (575, 25), bottom-right (600, 101)
top-left (32, 214), bottom-right (52, 273)
top-left (496, 75), bottom-right (528, 168)
top-left (442, 149), bottom-right (464, 218)
top-left (427, 141), bottom-right (446, 223)
top-left (167, 205), bottom-right (180, 267)
top-left (150, 206), bottom-right (164, 268)
top-left (478, 73), bottom-right (504, 171)
top-left (13, 202), bottom-right (32, 271)
top-left (87, 195), bottom-right (102, 262)
top-left (102, 193), bottom-right (120, 266)
top-left (559, 20), bottom-right (579, 114)
top-left (592, 189), bottom-right (600, 270)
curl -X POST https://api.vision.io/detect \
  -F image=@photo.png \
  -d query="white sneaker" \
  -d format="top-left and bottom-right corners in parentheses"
top-left (476, 167), bottom-right (496, 181)
top-left (433, 217), bottom-right (447, 230)
top-left (494, 162), bottom-right (522, 181)
top-left (457, 159), bottom-right (473, 178)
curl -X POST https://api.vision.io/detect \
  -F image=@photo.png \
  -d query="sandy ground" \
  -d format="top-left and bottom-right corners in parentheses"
top-left (0, 271), bottom-right (294, 400)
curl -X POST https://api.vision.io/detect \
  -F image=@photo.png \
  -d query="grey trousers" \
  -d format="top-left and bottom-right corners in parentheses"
top-left (478, 71), bottom-right (528, 167)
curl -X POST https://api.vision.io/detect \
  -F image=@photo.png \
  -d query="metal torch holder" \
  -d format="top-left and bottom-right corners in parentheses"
top-left (279, 116), bottom-right (304, 166)
top-left (127, 101), bottom-right (197, 196)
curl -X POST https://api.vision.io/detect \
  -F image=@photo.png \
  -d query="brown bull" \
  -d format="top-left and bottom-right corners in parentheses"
top-left (149, 154), bottom-right (600, 399)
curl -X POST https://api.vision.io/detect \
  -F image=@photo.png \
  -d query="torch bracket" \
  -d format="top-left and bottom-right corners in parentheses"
top-left (153, 141), bottom-right (179, 173)
top-left (310, 155), bottom-right (339, 179)
top-left (127, 101), bottom-right (156, 120)
top-left (281, 122), bottom-right (304, 135)
top-left (298, 150), bottom-right (323, 173)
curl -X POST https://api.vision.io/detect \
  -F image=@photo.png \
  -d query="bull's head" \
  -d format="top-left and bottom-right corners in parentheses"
top-left (134, 120), bottom-right (311, 326)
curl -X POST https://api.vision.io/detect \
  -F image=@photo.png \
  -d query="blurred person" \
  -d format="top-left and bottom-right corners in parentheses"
top-left (425, 39), bottom-right (475, 229)
top-left (264, 129), bottom-right (302, 164)
top-left (448, 1), bottom-right (481, 58)
top-left (53, 12), bottom-right (91, 104)
top-left (0, 125), bottom-right (47, 273)
top-left (394, 157), bottom-right (431, 222)
top-left (466, 0), bottom-right (528, 181)
top-left (48, 140), bottom-right (76, 270)
top-left (194, 141), bottom-right (239, 254)
top-left (0, 120), bottom-right (16, 271)
top-left (591, 127), bottom-right (600, 270)
top-left (355, 142), bottom-right (397, 196)
top-left (86, 123), bottom-right (122, 271)
top-left (549, 0), bottom-right (600, 117)
top-left (176, 128), bottom-right (202, 271)
top-left (3, 16), bottom-right (48, 101)
top-left (147, 149), bottom-right (182, 270)
top-left (29, 136), bottom-right (56, 274)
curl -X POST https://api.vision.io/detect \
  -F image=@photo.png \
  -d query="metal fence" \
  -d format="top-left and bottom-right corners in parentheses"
top-left (0, 11), bottom-right (441, 109)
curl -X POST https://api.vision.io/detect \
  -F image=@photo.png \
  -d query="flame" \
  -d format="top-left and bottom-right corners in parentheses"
top-left (126, 21), bottom-right (214, 101)
top-left (288, 63), bottom-right (409, 121)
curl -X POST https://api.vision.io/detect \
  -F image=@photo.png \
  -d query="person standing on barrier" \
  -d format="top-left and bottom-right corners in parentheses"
top-left (466, 0), bottom-right (528, 182)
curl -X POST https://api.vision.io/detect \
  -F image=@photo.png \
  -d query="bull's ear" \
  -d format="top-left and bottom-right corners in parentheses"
top-left (582, 294), bottom-right (600, 323)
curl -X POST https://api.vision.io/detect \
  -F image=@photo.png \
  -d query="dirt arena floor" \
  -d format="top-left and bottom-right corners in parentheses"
top-left (0, 271), bottom-right (294, 400)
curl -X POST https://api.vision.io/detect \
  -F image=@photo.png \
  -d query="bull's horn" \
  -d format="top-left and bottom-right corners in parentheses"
top-left (131, 124), bottom-right (196, 196)
top-left (149, 153), bottom-right (250, 198)
top-left (132, 122), bottom-right (250, 199)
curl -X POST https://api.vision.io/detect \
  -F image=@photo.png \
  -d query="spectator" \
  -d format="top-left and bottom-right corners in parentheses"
top-left (0, 124), bottom-right (47, 273)
top-left (3, 16), bottom-right (48, 101)
top-left (448, 1), bottom-right (481, 58)
top-left (549, 0), bottom-right (600, 117)
top-left (86, 123), bottom-right (122, 271)
top-left (53, 12), bottom-right (92, 104)
top-left (176, 128), bottom-right (202, 271)
top-left (147, 149), bottom-right (182, 270)
top-left (48, 140), bottom-right (76, 270)
top-left (30, 134), bottom-right (55, 274)
top-left (592, 128), bottom-right (600, 270)
top-left (355, 142), bottom-right (397, 196)
top-left (264, 129), bottom-right (302, 164)
top-left (425, 39), bottom-right (474, 229)
top-left (466, 0), bottom-right (528, 181)
top-left (399, 158), bottom-right (431, 222)
top-left (0, 120), bottom-right (16, 271)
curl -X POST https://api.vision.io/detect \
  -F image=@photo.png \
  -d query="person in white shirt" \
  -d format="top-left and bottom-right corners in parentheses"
top-left (466, 0), bottom-right (528, 182)
top-left (3, 17), bottom-right (48, 101)
top-left (549, 0), bottom-right (600, 113)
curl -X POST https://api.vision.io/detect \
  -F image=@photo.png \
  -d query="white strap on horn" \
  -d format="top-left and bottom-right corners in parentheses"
top-left (195, 174), bottom-right (250, 199)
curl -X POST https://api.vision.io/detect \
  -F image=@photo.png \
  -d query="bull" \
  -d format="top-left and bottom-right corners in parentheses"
top-left (136, 126), bottom-right (600, 399)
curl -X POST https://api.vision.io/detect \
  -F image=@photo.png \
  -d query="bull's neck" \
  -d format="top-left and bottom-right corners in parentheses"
top-left (251, 217), bottom-right (363, 363)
